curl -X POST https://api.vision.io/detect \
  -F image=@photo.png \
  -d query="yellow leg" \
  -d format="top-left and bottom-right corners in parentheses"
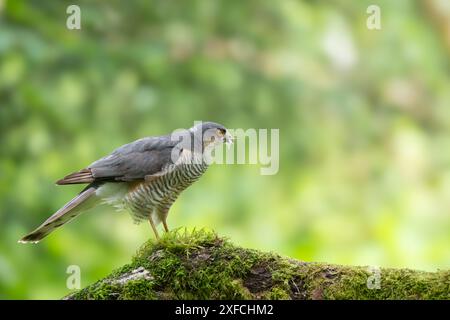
top-left (148, 216), bottom-right (160, 240)
top-left (163, 220), bottom-right (169, 233)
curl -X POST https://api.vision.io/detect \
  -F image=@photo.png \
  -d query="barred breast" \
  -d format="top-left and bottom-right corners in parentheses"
top-left (123, 162), bottom-right (208, 224)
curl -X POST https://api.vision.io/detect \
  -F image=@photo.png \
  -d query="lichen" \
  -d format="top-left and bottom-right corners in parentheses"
top-left (65, 229), bottom-right (450, 300)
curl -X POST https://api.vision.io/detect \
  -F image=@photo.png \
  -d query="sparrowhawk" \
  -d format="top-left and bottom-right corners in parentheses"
top-left (19, 122), bottom-right (233, 243)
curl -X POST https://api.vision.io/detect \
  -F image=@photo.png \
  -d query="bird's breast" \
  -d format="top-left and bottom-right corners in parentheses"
top-left (122, 163), bottom-right (208, 223)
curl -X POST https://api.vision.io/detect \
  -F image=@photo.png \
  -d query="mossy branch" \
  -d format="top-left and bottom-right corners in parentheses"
top-left (65, 230), bottom-right (449, 300)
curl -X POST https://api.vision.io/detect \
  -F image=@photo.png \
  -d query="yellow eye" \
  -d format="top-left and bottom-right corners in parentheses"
top-left (217, 128), bottom-right (226, 136)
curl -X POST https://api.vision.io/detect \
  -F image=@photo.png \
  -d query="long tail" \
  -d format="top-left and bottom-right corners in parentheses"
top-left (19, 185), bottom-right (99, 243)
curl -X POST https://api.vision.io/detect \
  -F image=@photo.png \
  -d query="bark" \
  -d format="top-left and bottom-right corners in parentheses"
top-left (65, 230), bottom-right (449, 300)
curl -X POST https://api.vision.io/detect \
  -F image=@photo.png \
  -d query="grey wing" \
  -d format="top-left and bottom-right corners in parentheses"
top-left (56, 135), bottom-right (180, 185)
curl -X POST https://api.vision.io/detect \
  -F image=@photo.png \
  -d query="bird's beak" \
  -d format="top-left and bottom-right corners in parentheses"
top-left (225, 132), bottom-right (234, 145)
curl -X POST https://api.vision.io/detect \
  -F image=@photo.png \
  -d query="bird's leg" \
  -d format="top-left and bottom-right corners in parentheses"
top-left (160, 208), bottom-right (170, 233)
top-left (148, 216), bottom-right (160, 240)
top-left (163, 220), bottom-right (169, 233)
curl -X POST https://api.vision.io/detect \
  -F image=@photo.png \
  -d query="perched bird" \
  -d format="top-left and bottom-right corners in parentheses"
top-left (19, 122), bottom-right (233, 243)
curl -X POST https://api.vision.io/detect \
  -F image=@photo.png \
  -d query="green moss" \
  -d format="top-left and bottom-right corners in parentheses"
top-left (120, 279), bottom-right (156, 300)
top-left (134, 229), bottom-right (266, 299)
top-left (65, 229), bottom-right (450, 300)
top-left (70, 280), bottom-right (120, 300)
top-left (266, 286), bottom-right (291, 299)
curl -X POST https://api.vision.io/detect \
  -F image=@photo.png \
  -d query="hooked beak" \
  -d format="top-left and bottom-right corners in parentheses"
top-left (224, 131), bottom-right (234, 145)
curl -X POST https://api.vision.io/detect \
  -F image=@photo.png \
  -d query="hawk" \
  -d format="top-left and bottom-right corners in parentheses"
top-left (19, 122), bottom-right (233, 243)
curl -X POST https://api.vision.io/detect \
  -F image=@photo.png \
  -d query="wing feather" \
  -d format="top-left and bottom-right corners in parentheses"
top-left (56, 168), bottom-right (94, 185)
top-left (56, 135), bottom-right (180, 185)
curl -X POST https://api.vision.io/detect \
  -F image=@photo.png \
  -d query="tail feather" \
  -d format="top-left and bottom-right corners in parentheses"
top-left (56, 168), bottom-right (94, 185)
top-left (19, 186), bottom-right (99, 243)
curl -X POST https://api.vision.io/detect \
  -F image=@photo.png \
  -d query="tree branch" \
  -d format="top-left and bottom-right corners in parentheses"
top-left (65, 230), bottom-right (449, 300)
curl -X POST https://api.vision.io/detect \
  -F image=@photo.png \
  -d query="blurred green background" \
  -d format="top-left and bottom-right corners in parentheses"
top-left (1, 0), bottom-right (450, 299)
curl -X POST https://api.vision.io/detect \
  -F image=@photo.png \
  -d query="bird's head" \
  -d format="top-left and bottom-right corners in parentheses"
top-left (190, 121), bottom-right (233, 150)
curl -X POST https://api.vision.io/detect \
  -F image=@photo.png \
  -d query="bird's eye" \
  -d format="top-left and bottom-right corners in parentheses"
top-left (218, 128), bottom-right (226, 135)
top-left (210, 136), bottom-right (215, 141)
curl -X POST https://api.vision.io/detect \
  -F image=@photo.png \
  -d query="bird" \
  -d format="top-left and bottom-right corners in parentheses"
top-left (19, 122), bottom-right (233, 243)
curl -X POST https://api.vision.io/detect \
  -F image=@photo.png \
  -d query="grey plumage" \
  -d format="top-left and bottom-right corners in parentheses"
top-left (56, 135), bottom-right (178, 184)
top-left (19, 122), bottom-right (232, 243)
top-left (19, 186), bottom-right (98, 243)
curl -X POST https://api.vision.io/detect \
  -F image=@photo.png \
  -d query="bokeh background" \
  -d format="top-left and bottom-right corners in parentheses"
top-left (1, 0), bottom-right (450, 299)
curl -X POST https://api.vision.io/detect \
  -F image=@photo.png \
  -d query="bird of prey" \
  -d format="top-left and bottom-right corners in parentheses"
top-left (19, 122), bottom-right (233, 243)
